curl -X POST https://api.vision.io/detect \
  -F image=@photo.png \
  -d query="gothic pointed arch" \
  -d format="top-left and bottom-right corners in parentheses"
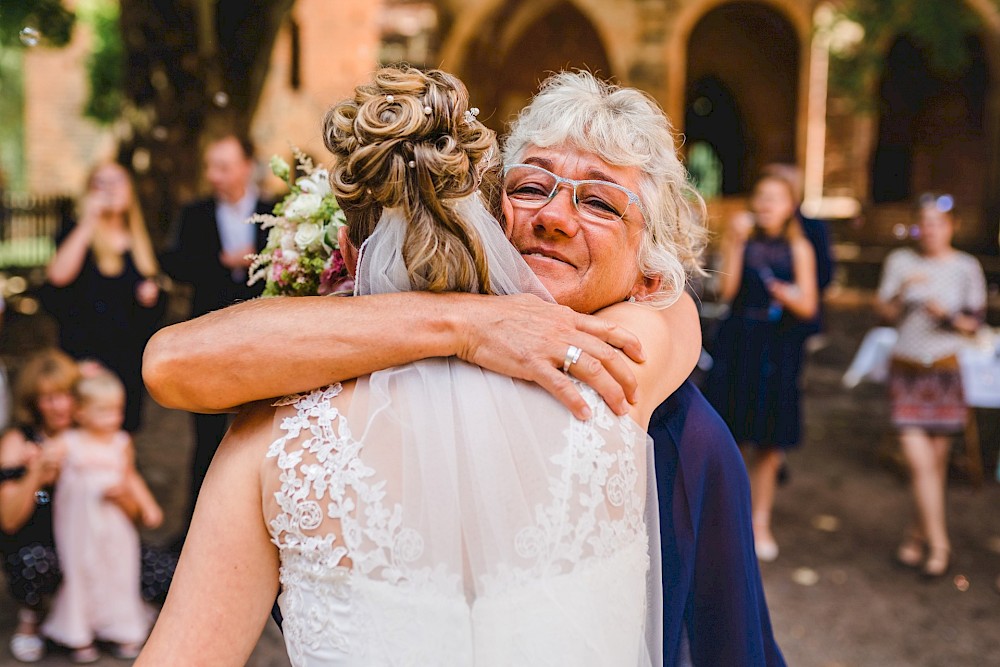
top-left (681, 2), bottom-right (800, 195)
top-left (445, 1), bottom-right (613, 133)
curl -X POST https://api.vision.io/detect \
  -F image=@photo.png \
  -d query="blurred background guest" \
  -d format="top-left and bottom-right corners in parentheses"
top-left (875, 193), bottom-right (986, 578)
top-left (0, 351), bottom-right (175, 663)
top-left (41, 369), bottom-right (162, 663)
top-left (0, 350), bottom-right (78, 663)
top-left (705, 168), bottom-right (818, 563)
top-left (760, 163), bottom-right (835, 342)
top-left (159, 133), bottom-right (270, 530)
top-left (41, 163), bottom-right (165, 433)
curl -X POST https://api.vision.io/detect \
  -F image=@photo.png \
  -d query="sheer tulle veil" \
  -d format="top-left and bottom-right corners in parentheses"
top-left (327, 193), bottom-right (664, 664)
top-left (353, 194), bottom-right (551, 301)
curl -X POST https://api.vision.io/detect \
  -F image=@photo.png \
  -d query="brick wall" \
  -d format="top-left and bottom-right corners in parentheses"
top-left (22, 18), bottom-right (116, 196)
top-left (253, 0), bottom-right (383, 193)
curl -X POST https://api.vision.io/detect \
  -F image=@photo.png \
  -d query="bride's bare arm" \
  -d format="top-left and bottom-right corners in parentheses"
top-left (143, 291), bottom-right (651, 420)
top-left (136, 405), bottom-right (278, 667)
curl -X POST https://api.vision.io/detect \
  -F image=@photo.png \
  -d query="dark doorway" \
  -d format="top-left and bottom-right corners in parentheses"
top-left (459, 1), bottom-right (612, 133)
top-left (872, 34), bottom-right (990, 213)
top-left (685, 2), bottom-right (800, 194)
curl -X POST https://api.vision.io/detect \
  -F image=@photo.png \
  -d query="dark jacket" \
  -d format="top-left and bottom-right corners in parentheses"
top-left (160, 197), bottom-right (271, 318)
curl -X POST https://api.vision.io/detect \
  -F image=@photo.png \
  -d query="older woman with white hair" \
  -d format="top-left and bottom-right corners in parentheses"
top-left (143, 70), bottom-right (784, 666)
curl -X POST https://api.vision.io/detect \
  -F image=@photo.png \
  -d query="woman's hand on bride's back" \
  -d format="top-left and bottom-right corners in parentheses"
top-left (452, 293), bottom-right (644, 420)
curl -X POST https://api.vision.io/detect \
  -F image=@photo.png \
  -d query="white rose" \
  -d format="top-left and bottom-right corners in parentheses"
top-left (297, 170), bottom-right (332, 197)
top-left (294, 222), bottom-right (323, 250)
top-left (284, 193), bottom-right (323, 221)
top-left (280, 231), bottom-right (296, 251)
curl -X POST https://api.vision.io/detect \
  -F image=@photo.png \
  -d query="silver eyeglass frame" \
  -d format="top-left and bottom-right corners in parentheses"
top-left (503, 163), bottom-right (649, 223)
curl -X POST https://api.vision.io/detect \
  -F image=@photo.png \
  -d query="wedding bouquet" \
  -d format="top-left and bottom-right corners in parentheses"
top-left (247, 149), bottom-right (351, 297)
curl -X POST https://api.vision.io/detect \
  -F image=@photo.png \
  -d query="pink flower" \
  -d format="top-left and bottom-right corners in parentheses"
top-left (318, 250), bottom-right (350, 295)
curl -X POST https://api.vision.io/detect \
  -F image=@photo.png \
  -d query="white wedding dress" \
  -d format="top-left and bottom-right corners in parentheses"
top-left (260, 197), bottom-right (662, 666)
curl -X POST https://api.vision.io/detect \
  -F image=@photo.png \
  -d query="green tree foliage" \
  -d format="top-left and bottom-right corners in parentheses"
top-left (0, 0), bottom-right (75, 48)
top-left (829, 0), bottom-right (984, 108)
top-left (0, 0), bottom-right (74, 190)
top-left (80, 0), bottom-right (123, 124)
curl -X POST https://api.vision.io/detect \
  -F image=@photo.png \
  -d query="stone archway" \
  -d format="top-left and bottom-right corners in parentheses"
top-left (452, 1), bottom-right (613, 134)
top-left (871, 33), bottom-right (992, 247)
top-left (683, 1), bottom-right (800, 196)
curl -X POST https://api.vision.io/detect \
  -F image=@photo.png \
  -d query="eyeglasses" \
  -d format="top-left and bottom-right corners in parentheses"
top-left (503, 163), bottom-right (648, 224)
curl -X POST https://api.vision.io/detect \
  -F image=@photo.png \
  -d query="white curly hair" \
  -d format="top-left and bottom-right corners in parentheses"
top-left (503, 71), bottom-right (707, 308)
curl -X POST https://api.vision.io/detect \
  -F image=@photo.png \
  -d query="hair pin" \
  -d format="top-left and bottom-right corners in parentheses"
top-left (407, 160), bottom-right (416, 168)
top-left (386, 95), bottom-right (394, 103)
top-left (423, 105), bottom-right (432, 115)
top-left (464, 107), bottom-right (480, 125)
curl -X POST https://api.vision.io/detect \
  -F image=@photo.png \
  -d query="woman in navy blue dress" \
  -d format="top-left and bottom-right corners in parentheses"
top-left (705, 167), bottom-right (818, 562)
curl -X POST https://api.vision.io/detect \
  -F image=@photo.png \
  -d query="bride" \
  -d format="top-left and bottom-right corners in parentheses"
top-left (137, 66), bottom-right (687, 666)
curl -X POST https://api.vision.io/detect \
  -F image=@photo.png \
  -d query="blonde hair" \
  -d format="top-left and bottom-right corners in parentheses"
top-left (503, 71), bottom-right (708, 308)
top-left (74, 368), bottom-right (125, 406)
top-left (83, 163), bottom-right (160, 278)
top-left (12, 349), bottom-right (81, 428)
top-left (323, 66), bottom-right (500, 294)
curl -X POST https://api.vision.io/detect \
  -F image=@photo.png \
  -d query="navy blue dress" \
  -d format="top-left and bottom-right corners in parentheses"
top-left (705, 237), bottom-right (807, 449)
top-left (650, 381), bottom-right (786, 666)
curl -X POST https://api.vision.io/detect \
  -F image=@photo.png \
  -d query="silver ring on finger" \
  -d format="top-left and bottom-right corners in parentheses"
top-left (562, 345), bottom-right (583, 374)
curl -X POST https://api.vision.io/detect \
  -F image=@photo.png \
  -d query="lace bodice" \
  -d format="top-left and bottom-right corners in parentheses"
top-left (262, 359), bottom-right (656, 666)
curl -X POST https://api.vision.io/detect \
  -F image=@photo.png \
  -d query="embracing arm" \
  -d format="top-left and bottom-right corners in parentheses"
top-left (136, 404), bottom-right (278, 667)
top-left (143, 292), bottom-right (647, 420)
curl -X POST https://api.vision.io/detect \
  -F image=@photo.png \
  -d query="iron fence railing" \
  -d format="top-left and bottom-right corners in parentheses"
top-left (0, 193), bottom-right (73, 269)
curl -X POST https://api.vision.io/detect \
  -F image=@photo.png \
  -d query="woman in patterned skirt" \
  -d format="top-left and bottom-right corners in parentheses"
top-left (875, 193), bottom-right (986, 577)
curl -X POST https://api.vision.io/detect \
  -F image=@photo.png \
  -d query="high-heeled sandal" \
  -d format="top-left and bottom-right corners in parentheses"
top-left (895, 533), bottom-right (925, 568)
top-left (922, 545), bottom-right (951, 578)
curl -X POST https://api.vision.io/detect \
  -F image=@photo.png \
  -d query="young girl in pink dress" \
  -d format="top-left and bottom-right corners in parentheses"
top-left (41, 368), bottom-right (163, 662)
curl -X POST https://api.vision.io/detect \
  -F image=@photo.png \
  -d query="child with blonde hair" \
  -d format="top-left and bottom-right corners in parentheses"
top-left (41, 368), bottom-right (162, 662)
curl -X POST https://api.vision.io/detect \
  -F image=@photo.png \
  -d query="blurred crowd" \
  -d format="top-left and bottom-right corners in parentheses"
top-left (0, 133), bottom-right (270, 663)
top-left (700, 165), bottom-right (994, 586)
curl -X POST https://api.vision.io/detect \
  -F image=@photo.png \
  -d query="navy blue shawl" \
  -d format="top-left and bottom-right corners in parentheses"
top-left (649, 380), bottom-right (786, 666)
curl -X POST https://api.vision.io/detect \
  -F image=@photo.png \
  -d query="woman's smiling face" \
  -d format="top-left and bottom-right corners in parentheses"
top-left (505, 144), bottom-right (648, 314)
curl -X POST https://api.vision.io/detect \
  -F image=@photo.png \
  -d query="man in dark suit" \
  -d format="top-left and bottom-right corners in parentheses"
top-left (160, 134), bottom-right (271, 524)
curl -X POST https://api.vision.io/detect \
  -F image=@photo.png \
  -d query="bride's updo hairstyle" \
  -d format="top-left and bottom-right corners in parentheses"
top-left (324, 66), bottom-right (499, 294)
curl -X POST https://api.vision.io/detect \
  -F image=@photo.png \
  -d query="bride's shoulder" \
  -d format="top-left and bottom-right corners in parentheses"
top-left (220, 399), bottom-right (285, 457)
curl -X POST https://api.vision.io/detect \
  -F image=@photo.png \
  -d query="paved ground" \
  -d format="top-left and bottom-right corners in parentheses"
top-left (1, 293), bottom-right (998, 666)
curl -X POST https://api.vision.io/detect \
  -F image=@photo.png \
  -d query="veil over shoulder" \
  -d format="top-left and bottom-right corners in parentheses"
top-left (261, 194), bottom-right (662, 666)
